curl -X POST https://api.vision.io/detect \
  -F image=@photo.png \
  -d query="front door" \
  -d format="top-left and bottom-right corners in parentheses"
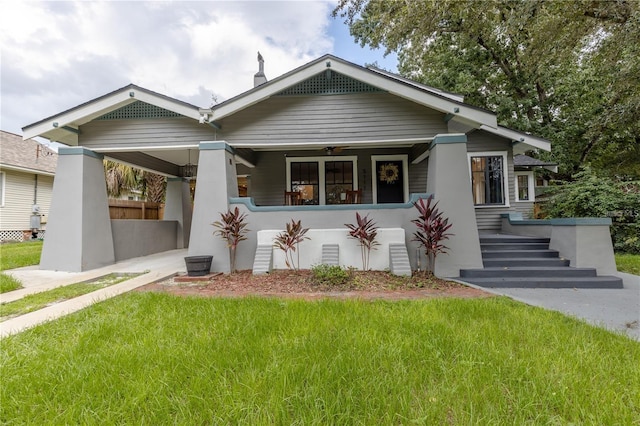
top-left (375, 159), bottom-right (404, 203)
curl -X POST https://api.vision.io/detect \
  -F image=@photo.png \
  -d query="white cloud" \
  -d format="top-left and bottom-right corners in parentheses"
top-left (0, 0), bottom-right (394, 137)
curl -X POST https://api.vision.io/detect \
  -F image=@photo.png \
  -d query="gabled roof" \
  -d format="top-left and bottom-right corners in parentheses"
top-left (514, 154), bottom-right (558, 172)
top-left (0, 130), bottom-right (57, 175)
top-left (21, 54), bottom-right (550, 153)
top-left (22, 84), bottom-right (201, 146)
top-left (205, 54), bottom-right (498, 128)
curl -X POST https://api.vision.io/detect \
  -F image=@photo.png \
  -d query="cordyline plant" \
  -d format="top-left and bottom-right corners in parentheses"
top-left (345, 212), bottom-right (380, 271)
top-left (411, 196), bottom-right (453, 275)
top-left (273, 219), bottom-right (310, 271)
top-left (212, 207), bottom-right (249, 273)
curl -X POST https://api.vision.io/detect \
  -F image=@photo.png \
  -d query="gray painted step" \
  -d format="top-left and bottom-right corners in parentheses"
top-left (481, 243), bottom-right (551, 251)
top-left (461, 267), bottom-right (598, 278)
top-left (389, 243), bottom-right (411, 276)
top-left (252, 245), bottom-right (273, 275)
top-left (483, 258), bottom-right (570, 268)
top-left (321, 244), bottom-right (339, 266)
top-left (480, 236), bottom-right (550, 244)
top-left (460, 276), bottom-right (624, 289)
top-left (482, 249), bottom-right (560, 259)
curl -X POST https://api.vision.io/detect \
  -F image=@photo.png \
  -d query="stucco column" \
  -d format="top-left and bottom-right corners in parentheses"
top-left (164, 178), bottom-right (192, 248)
top-left (188, 142), bottom-right (239, 273)
top-left (426, 134), bottom-right (483, 277)
top-left (40, 147), bottom-right (115, 272)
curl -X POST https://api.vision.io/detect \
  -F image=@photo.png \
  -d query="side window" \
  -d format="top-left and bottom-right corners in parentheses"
top-left (470, 155), bottom-right (506, 205)
top-left (515, 172), bottom-right (535, 202)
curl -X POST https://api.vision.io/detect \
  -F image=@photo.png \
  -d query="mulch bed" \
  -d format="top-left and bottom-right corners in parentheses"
top-left (136, 269), bottom-right (491, 301)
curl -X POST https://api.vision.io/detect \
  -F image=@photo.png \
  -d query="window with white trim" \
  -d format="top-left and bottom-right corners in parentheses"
top-left (468, 152), bottom-right (509, 206)
top-left (286, 156), bottom-right (358, 205)
top-left (515, 171), bottom-right (535, 202)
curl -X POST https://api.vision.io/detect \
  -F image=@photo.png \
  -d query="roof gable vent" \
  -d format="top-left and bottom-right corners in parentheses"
top-left (96, 101), bottom-right (183, 120)
top-left (275, 71), bottom-right (384, 96)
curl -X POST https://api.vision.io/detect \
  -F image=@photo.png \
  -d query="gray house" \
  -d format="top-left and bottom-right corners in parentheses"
top-left (22, 55), bottom-right (619, 286)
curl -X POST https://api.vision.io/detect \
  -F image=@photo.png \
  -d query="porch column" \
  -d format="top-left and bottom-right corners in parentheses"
top-left (164, 178), bottom-right (192, 248)
top-left (188, 141), bottom-right (239, 273)
top-left (40, 147), bottom-right (115, 272)
top-left (426, 134), bottom-right (483, 277)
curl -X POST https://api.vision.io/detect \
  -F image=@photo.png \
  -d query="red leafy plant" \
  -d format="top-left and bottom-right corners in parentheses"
top-left (345, 212), bottom-right (380, 271)
top-left (411, 196), bottom-right (453, 274)
top-left (212, 207), bottom-right (249, 273)
top-left (273, 219), bottom-right (310, 271)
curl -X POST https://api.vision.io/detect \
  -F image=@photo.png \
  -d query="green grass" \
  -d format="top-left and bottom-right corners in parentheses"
top-left (0, 241), bottom-right (44, 293)
top-left (0, 273), bottom-right (22, 294)
top-left (616, 253), bottom-right (640, 275)
top-left (0, 241), bottom-right (43, 270)
top-left (0, 274), bottom-right (140, 320)
top-left (1, 294), bottom-right (638, 424)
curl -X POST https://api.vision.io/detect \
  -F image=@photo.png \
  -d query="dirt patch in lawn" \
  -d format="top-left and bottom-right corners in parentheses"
top-left (136, 269), bottom-right (491, 301)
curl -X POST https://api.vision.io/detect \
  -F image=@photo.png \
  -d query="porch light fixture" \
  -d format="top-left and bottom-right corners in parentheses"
top-left (182, 149), bottom-right (196, 179)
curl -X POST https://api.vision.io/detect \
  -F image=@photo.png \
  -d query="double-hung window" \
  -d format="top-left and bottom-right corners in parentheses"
top-left (286, 156), bottom-right (357, 205)
top-left (468, 152), bottom-right (508, 206)
top-left (515, 171), bottom-right (535, 202)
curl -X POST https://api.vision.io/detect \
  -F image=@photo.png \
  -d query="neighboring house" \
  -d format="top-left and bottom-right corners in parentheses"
top-left (22, 54), bottom-right (619, 285)
top-left (0, 131), bottom-right (57, 241)
top-left (513, 154), bottom-right (558, 219)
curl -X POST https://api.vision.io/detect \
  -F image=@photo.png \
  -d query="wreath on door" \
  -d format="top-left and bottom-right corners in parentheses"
top-left (379, 163), bottom-right (399, 184)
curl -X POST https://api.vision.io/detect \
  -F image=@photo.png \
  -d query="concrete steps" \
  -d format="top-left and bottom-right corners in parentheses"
top-left (389, 243), bottom-right (411, 276)
top-left (460, 234), bottom-right (623, 289)
top-left (252, 245), bottom-right (273, 275)
top-left (321, 244), bottom-right (339, 266)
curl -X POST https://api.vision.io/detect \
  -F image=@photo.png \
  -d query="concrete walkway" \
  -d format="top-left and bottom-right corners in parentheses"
top-left (460, 271), bottom-right (640, 341)
top-left (0, 249), bottom-right (187, 338)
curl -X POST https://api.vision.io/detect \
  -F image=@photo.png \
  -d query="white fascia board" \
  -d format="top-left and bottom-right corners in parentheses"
top-left (329, 61), bottom-right (498, 128)
top-left (480, 125), bottom-right (551, 152)
top-left (211, 64), bottom-right (326, 121)
top-left (23, 92), bottom-right (136, 140)
top-left (229, 137), bottom-right (433, 150)
top-left (0, 164), bottom-right (56, 176)
top-left (23, 88), bottom-right (201, 141)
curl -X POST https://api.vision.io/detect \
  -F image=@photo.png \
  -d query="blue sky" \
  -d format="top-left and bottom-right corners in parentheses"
top-left (0, 1), bottom-right (398, 141)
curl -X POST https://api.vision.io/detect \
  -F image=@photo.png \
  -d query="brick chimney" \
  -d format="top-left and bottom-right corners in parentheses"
top-left (254, 51), bottom-right (267, 87)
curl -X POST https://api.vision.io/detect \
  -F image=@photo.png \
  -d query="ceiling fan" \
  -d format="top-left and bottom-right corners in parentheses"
top-left (323, 146), bottom-right (347, 155)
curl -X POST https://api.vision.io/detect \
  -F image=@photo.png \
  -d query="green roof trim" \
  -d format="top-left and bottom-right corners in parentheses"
top-left (96, 101), bottom-right (183, 120)
top-left (275, 70), bottom-right (384, 96)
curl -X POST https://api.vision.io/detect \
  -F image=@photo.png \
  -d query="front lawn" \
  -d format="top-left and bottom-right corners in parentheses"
top-left (1, 294), bottom-right (638, 424)
top-left (0, 241), bottom-right (43, 293)
top-left (616, 253), bottom-right (640, 276)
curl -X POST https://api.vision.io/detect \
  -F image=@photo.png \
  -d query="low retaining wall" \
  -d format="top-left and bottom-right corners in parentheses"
top-left (257, 228), bottom-right (406, 271)
top-left (501, 213), bottom-right (617, 275)
top-left (111, 220), bottom-right (178, 262)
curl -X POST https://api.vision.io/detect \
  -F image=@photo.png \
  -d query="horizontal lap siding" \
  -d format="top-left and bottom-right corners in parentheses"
top-left (80, 118), bottom-right (219, 149)
top-left (250, 148), bottom-right (427, 206)
top-left (514, 202), bottom-right (534, 219)
top-left (0, 171), bottom-right (54, 231)
top-left (467, 131), bottom-right (515, 231)
top-left (221, 93), bottom-right (448, 145)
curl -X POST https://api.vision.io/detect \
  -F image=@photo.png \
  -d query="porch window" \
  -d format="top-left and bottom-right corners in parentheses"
top-left (515, 171), bottom-right (535, 202)
top-left (325, 161), bottom-right (353, 204)
top-left (286, 156), bottom-right (358, 205)
top-left (290, 162), bottom-right (319, 204)
top-left (469, 153), bottom-right (507, 206)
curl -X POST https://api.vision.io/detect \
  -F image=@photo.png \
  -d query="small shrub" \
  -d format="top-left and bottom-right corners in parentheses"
top-left (273, 219), bottom-right (310, 271)
top-left (310, 264), bottom-right (351, 286)
top-left (345, 212), bottom-right (380, 271)
top-left (212, 207), bottom-right (249, 273)
top-left (411, 195), bottom-right (454, 274)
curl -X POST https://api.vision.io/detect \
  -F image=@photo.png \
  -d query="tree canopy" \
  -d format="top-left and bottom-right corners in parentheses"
top-left (334, 0), bottom-right (640, 179)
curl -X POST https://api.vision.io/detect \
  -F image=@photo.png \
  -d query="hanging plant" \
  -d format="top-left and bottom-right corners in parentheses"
top-left (379, 163), bottom-right (399, 184)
